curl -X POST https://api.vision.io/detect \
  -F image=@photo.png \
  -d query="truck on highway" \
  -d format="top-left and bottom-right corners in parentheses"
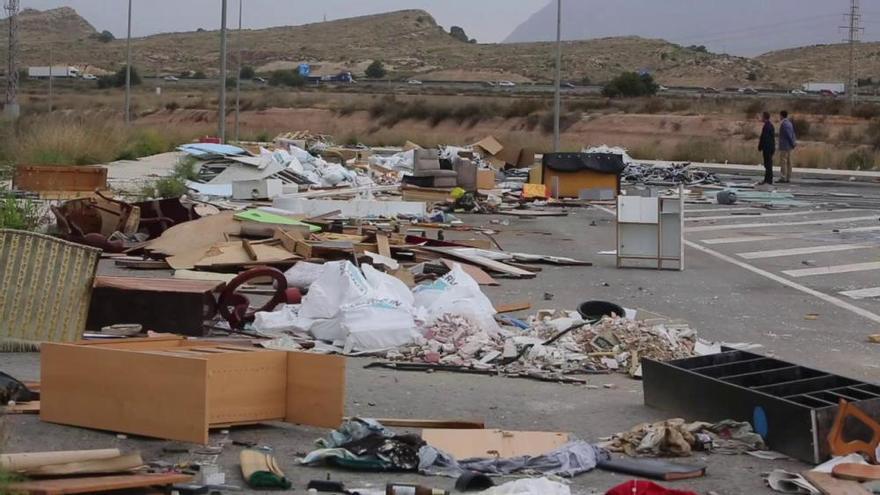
top-left (802, 82), bottom-right (845, 94)
top-left (28, 66), bottom-right (79, 79)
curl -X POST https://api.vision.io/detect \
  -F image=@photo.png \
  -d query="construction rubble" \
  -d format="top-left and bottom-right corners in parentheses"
top-left (3, 130), bottom-right (880, 495)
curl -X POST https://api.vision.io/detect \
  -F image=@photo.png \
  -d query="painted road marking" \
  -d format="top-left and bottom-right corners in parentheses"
top-left (685, 209), bottom-right (860, 223)
top-left (595, 204), bottom-right (880, 326)
top-left (686, 215), bottom-right (879, 233)
top-left (700, 226), bottom-right (880, 245)
top-left (685, 207), bottom-right (761, 214)
top-left (840, 287), bottom-right (880, 300)
top-left (737, 244), bottom-right (874, 260)
top-left (783, 262), bottom-right (880, 278)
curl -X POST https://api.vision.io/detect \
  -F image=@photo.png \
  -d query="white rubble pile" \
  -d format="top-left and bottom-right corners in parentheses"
top-left (582, 145), bottom-right (638, 167)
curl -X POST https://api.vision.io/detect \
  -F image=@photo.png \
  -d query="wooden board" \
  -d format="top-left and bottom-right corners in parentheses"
top-left (146, 211), bottom-right (242, 270)
top-left (376, 233), bottom-right (392, 259)
top-left (206, 351), bottom-right (287, 425)
top-left (803, 470), bottom-right (872, 495)
top-left (1, 449), bottom-right (121, 472)
top-left (494, 301), bottom-right (532, 314)
top-left (422, 429), bottom-right (569, 459)
top-left (40, 343), bottom-right (210, 444)
top-left (8, 472), bottom-right (192, 495)
top-left (13, 165), bottom-right (108, 193)
top-left (194, 241), bottom-right (297, 268)
top-left (1, 401), bottom-right (40, 414)
top-left (441, 259), bottom-right (498, 286)
top-left (92, 276), bottom-right (222, 294)
top-left (285, 352), bottom-right (346, 429)
top-left (832, 463), bottom-right (880, 482)
top-left (417, 246), bottom-right (535, 278)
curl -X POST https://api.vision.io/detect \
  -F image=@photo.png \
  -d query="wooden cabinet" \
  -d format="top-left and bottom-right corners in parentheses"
top-left (40, 336), bottom-right (346, 444)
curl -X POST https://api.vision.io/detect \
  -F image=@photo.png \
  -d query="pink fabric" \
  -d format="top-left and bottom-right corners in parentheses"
top-left (606, 480), bottom-right (698, 495)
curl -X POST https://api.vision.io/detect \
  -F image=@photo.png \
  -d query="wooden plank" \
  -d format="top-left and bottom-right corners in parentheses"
top-left (92, 277), bottom-right (222, 294)
top-left (376, 233), bottom-right (392, 259)
top-left (495, 301), bottom-right (532, 314)
top-left (1, 449), bottom-right (121, 472)
top-left (441, 259), bottom-right (498, 286)
top-left (194, 241), bottom-right (298, 268)
top-left (40, 343), bottom-right (210, 444)
top-left (417, 246), bottom-right (535, 278)
top-left (832, 463), bottom-right (880, 482)
top-left (803, 470), bottom-right (872, 495)
top-left (13, 165), bottom-right (108, 193)
top-left (349, 418), bottom-right (485, 429)
top-left (147, 211), bottom-right (243, 270)
top-left (7, 472), bottom-right (192, 495)
top-left (2, 401), bottom-right (40, 414)
top-left (421, 429), bottom-right (569, 459)
top-left (285, 352), bottom-right (346, 429)
top-left (241, 239), bottom-right (258, 261)
top-left (207, 351), bottom-right (287, 425)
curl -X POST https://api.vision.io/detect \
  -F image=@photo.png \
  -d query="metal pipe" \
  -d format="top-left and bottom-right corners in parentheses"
top-left (125, 0), bottom-right (132, 124)
top-left (219, 0), bottom-right (228, 142)
top-left (552, 0), bottom-right (562, 152)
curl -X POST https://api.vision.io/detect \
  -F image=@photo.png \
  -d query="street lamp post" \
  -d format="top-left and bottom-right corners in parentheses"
top-left (234, 0), bottom-right (242, 142)
top-left (552, 0), bottom-right (562, 152)
top-left (124, 0), bottom-right (132, 124)
top-left (219, 0), bottom-right (228, 142)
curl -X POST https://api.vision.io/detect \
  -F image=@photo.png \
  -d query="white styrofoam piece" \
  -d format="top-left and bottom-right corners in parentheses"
top-left (273, 196), bottom-right (426, 218)
top-left (232, 178), bottom-right (283, 200)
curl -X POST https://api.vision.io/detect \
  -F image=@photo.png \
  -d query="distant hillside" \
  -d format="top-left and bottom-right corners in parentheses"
top-left (757, 43), bottom-right (880, 85)
top-left (506, 0), bottom-right (849, 57)
top-left (1, 7), bottom-right (798, 88)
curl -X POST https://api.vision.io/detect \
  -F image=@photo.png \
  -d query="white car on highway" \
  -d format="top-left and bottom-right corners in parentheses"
top-left (81, 74), bottom-right (97, 80)
top-left (498, 80), bottom-right (516, 87)
top-left (407, 79), bottom-right (423, 85)
top-left (163, 76), bottom-right (179, 82)
top-left (791, 89), bottom-right (807, 96)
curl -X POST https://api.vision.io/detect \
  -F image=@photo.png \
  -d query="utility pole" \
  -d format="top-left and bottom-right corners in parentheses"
top-left (3, 0), bottom-right (19, 119)
top-left (552, 0), bottom-right (562, 152)
top-left (219, 0), bottom-right (228, 142)
top-left (48, 14), bottom-right (53, 113)
top-left (234, 0), bottom-right (242, 142)
top-left (125, 0), bottom-right (132, 124)
top-left (841, 0), bottom-right (863, 107)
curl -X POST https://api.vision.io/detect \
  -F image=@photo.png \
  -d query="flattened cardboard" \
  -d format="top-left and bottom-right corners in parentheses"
top-left (421, 429), bottom-right (569, 459)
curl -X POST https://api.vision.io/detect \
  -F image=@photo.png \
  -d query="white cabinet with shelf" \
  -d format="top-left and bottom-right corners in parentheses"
top-left (616, 186), bottom-right (684, 270)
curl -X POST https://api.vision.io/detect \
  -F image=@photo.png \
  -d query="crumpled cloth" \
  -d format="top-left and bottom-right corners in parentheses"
top-left (304, 419), bottom-right (424, 471)
top-left (419, 440), bottom-right (606, 478)
top-left (606, 480), bottom-right (697, 495)
top-left (601, 418), bottom-right (765, 457)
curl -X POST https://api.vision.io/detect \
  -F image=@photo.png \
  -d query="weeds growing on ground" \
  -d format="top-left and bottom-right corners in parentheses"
top-left (0, 187), bottom-right (39, 231)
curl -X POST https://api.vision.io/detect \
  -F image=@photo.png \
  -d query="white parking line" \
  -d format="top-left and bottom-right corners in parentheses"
top-left (783, 262), bottom-right (880, 278)
top-left (700, 226), bottom-right (880, 245)
top-left (737, 244), bottom-right (874, 260)
top-left (685, 209), bottom-right (859, 223)
top-left (685, 207), bottom-right (761, 214)
top-left (686, 215), bottom-right (879, 233)
top-left (840, 287), bottom-right (880, 300)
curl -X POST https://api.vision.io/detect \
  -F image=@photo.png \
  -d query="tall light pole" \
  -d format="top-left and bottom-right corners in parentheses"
top-left (234, 0), bottom-right (242, 142)
top-left (552, 0), bottom-right (562, 152)
top-left (124, 0), bottom-right (132, 124)
top-left (218, 0), bottom-right (228, 142)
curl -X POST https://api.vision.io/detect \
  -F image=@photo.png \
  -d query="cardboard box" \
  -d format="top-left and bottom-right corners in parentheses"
top-left (40, 337), bottom-right (346, 444)
top-left (476, 169), bottom-right (496, 190)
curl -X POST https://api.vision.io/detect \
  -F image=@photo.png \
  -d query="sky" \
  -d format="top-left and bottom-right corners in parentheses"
top-left (20, 0), bottom-right (546, 43)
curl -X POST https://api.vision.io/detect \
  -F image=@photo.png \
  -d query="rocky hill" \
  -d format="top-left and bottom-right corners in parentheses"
top-left (757, 43), bottom-right (880, 85)
top-left (0, 6), bottom-right (824, 88)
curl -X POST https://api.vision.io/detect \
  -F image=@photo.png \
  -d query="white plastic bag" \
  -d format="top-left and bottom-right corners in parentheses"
top-left (300, 261), bottom-right (372, 319)
top-left (284, 262), bottom-right (327, 289)
top-left (339, 298), bottom-right (418, 352)
top-left (481, 478), bottom-right (571, 495)
top-left (362, 264), bottom-right (414, 308)
top-left (412, 263), bottom-right (499, 333)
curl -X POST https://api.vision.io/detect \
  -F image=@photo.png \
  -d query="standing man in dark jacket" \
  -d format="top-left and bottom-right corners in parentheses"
top-left (758, 111), bottom-right (776, 185)
top-left (778, 110), bottom-right (797, 183)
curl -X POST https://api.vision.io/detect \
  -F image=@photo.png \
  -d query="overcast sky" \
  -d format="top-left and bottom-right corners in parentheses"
top-left (21, 0), bottom-right (545, 43)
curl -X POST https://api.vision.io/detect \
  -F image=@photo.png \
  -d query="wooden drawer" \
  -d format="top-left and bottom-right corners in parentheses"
top-left (40, 337), bottom-right (345, 444)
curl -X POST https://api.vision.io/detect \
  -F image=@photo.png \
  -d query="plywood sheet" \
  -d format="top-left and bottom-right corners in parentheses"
top-left (285, 352), bottom-right (345, 429)
top-left (803, 470), bottom-right (871, 495)
top-left (146, 211), bottom-right (242, 270)
top-left (40, 343), bottom-right (210, 444)
top-left (93, 276), bottom-right (222, 293)
top-left (207, 351), bottom-right (287, 425)
top-left (194, 241), bottom-right (297, 268)
top-left (421, 429), bottom-right (569, 459)
top-left (441, 259), bottom-right (498, 286)
top-left (7, 472), bottom-right (192, 495)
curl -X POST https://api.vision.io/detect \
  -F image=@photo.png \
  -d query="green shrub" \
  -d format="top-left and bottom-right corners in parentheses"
top-left (366, 60), bottom-right (387, 79)
top-left (240, 66), bottom-right (256, 80)
top-left (268, 70), bottom-right (305, 87)
top-left (116, 128), bottom-right (171, 161)
top-left (791, 117), bottom-right (811, 139)
top-left (743, 100), bottom-right (763, 119)
top-left (97, 65), bottom-right (141, 89)
top-left (141, 176), bottom-right (188, 199)
top-left (0, 189), bottom-right (40, 230)
top-left (165, 101), bottom-right (180, 112)
top-left (843, 148), bottom-right (875, 170)
top-left (602, 72), bottom-right (659, 98)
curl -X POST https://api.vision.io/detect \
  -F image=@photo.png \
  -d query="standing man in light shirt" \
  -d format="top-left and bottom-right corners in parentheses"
top-left (778, 111), bottom-right (797, 183)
